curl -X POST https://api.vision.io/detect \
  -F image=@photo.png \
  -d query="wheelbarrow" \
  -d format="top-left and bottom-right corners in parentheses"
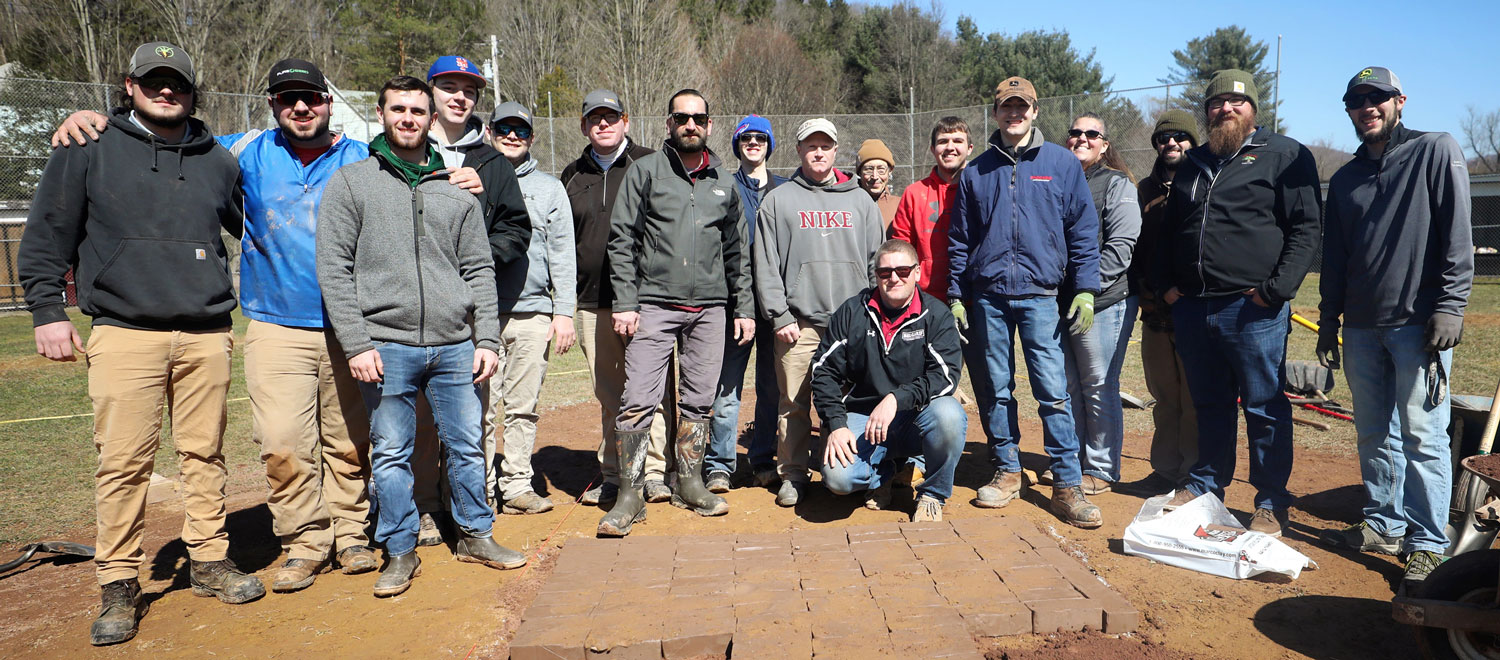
top-left (0, 541), bottom-right (94, 573)
top-left (1393, 454), bottom-right (1500, 659)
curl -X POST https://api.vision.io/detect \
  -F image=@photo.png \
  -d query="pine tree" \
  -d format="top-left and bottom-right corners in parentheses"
top-left (1164, 26), bottom-right (1282, 132)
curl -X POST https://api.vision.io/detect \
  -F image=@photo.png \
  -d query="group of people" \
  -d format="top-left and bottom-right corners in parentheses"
top-left (17, 38), bottom-right (1471, 646)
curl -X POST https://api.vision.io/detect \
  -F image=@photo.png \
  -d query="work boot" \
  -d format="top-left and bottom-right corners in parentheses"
top-left (1081, 475), bottom-right (1112, 495)
top-left (1162, 488), bottom-right (1199, 510)
top-left (272, 557), bottom-right (326, 593)
top-left (895, 462), bottom-right (925, 489)
top-left (1051, 486), bottom-right (1103, 529)
top-left (502, 492), bottom-right (555, 515)
top-left (598, 429), bottom-right (649, 536)
top-left (865, 481), bottom-right (893, 510)
top-left (912, 495), bottom-right (944, 522)
top-left (90, 578), bottom-right (147, 646)
top-left (706, 471), bottom-right (732, 494)
top-left (189, 559), bottom-right (266, 604)
top-left (337, 546), bottom-right (378, 575)
top-left (974, 470), bottom-right (1022, 508)
top-left (1318, 521), bottom-right (1401, 555)
top-left (372, 552), bottom-right (421, 597)
top-left (581, 482), bottom-right (617, 506)
top-left (752, 466), bottom-right (780, 488)
top-left (671, 420), bottom-right (730, 516)
top-left (1401, 550), bottom-right (1445, 592)
top-left (417, 512), bottom-right (444, 547)
top-left (455, 535), bottom-right (528, 570)
top-left (1247, 507), bottom-right (1288, 537)
top-left (776, 480), bottom-right (807, 507)
top-left (644, 479), bottom-right (672, 503)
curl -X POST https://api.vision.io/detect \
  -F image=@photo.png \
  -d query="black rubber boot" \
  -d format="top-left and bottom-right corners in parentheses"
top-left (671, 419), bottom-right (729, 516)
top-left (597, 428), bottom-right (648, 537)
top-left (90, 578), bottom-right (147, 646)
top-left (373, 552), bottom-right (421, 597)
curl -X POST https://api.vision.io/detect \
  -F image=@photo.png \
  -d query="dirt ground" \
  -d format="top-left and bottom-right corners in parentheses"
top-left (0, 393), bottom-right (1423, 659)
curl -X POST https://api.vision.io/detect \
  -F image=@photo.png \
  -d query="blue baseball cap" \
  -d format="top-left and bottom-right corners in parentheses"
top-left (732, 115), bottom-right (776, 160)
top-left (426, 55), bottom-right (486, 88)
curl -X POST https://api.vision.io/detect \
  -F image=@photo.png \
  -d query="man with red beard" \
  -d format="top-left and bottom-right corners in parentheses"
top-left (1315, 67), bottom-right (1471, 590)
top-left (1152, 69), bottom-right (1321, 537)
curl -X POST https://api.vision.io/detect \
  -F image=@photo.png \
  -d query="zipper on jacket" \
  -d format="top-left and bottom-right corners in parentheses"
top-left (412, 186), bottom-right (427, 344)
top-left (1189, 146), bottom-right (1244, 296)
top-left (864, 306), bottom-right (930, 355)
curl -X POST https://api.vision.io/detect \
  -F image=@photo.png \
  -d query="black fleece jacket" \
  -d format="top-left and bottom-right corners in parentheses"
top-left (20, 108), bottom-right (242, 330)
top-left (463, 142), bottom-right (532, 268)
top-left (561, 139), bottom-right (655, 308)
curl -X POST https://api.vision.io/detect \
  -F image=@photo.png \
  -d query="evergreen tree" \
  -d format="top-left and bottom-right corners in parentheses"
top-left (1164, 25), bottom-right (1281, 132)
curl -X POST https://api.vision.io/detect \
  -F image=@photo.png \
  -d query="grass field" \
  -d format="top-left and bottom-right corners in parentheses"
top-left (3, 276), bottom-right (1498, 545)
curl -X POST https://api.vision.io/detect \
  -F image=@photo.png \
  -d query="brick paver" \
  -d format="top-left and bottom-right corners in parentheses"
top-left (510, 519), bottom-right (1136, 659)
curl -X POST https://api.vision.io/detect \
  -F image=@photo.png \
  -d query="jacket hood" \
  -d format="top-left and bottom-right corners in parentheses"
top-left (514, 155), bottom-right (538, 177)
top-left (107, 107), bottom-right (218, 180)
top-left (790, 167), bottom-right (857, 192)
top-left (429, 116), bottom-right (488, 151)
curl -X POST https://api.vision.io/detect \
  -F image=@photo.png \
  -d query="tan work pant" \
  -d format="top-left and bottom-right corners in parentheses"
top-left (485, 312), bottom-right (552, 501)
top-left (244, 321), bottom-right (370, 560)
top-left (774, 319), bottom-right (823, 483)
top-left (577, 307), bottom-right (674, 484)
top-left (1140, 325), bottom-right (1199, 483)
top-left (87, 325), bottom-right (233, 585)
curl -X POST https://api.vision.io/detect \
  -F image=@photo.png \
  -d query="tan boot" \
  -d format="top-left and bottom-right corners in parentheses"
top-left (272, 557), bottom-right (326, 593)
top-left (974, 470), bottom-right (1023, 508)
top-left (1051, 486), bottom-right (1103, 529)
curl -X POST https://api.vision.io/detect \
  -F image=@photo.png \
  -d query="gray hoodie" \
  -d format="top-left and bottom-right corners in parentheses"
top-left (753, 169), bottom-right (883, 328)
top-left (498, 156), bottom-right (577, 316)
top-left (429, 116), bottom-right (488, 168)
top-left (317, 152), bottom-right (500, 359)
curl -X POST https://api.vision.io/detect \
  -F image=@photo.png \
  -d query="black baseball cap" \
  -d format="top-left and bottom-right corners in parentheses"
top-left (267, 58), bottom-right (327, 94)
top-left (129, 42), bottom-right (195, 85)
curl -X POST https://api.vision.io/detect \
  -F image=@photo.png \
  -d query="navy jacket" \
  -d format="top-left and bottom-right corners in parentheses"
top-left (733, 168), bottom-right (788, 246)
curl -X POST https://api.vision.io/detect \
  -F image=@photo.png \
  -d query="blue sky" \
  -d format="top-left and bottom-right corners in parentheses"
top-left (872, 0), bottom-right (1500, 156)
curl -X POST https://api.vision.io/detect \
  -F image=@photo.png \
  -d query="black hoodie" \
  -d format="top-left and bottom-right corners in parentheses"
top-left (20, 108), bottom-right (243, 330)
top-left (461, 142), bottom-right (533, 268)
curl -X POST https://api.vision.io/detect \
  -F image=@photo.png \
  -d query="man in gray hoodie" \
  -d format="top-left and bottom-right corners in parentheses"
top-left (754, 118), bottom-right (883, 507)
top-left (317, 76), bottom-right (526, 598)
top-left (484, 101), bottom-right (578, 516)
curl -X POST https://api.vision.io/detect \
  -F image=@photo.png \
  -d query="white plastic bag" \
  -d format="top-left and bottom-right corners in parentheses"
top-left (1122, 490), bottom-right (1317, 580)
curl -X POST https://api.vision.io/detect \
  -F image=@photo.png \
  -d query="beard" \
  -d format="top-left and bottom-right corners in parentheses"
top-left (280, 112), bottom-right (331, 142)
top-left (670, 130), bottom-right (706, 154)
top-left (134, 99), bottom-right (190, 129)
top-left (1207, 112), bottom-right (1255, 157)
top-left (384, 124), bottom-right (428, 151)
top-left (1356, 107), bottom-right (1401, 145)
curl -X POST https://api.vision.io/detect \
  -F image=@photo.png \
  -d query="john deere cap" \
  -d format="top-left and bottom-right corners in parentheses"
top-left (129, 42), bottom-right (195, 85)
top-left (1345, 66), bottom-right (1402, 98)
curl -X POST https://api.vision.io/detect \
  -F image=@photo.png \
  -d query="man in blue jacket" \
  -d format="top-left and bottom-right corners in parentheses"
top-left (947, 76), bottom-right (1104, 529)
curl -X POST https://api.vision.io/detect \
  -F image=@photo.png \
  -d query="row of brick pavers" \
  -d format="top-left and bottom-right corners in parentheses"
top-left (510, 517), bottom-right (1138, 659)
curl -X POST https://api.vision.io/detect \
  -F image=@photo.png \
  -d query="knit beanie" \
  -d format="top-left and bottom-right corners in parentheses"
top-left (1152, 110), bottom-right (1200, 145)
top-left (1203, 69), bottom-right (1258, 110)
top-left (857, 139), bottom-right (895, 169)
top-left (732, 115), bottom-right (776, 160)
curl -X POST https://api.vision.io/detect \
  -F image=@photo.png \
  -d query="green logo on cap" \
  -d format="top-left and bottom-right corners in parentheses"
top-left (1358, 68), bottom-right (1374, 80)
top-left (156, 46), bottom-right (174, 58)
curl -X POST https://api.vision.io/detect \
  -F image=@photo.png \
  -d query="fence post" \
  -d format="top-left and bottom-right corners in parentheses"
top-left (548, 92), bottom-right (555, 174)
top-left (907, 87), bottom-right (915, 189)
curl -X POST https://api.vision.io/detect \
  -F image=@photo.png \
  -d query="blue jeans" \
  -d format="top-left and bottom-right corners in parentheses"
top-left (1343, 325), bottom-right (1453, 554)
top-left (1063, 296), bottom-right (1138, 482)
top-left (820, 397), bottom-right (967, 502)
top-left (1171, 296), bottom-right (1294, 510)
top-left (707, 317), bottom-right (779, 475)
top-left (357, 341), bottom-right (492, 557)
top-left (963, 294), bottom-right (1083, 488)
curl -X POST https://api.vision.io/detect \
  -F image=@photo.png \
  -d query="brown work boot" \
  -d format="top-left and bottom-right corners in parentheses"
top-left (90, 578), bottom-right (147, 646)
top-left (1051, 486), bottom-right (1103, 529)
top-left (337, 546), bottom-right (378, 575)
top-left (1247, 507), bottom-right (1288, 537)
top-left (1162, 488), bottom-right (1198, 510)
top-left (1080, 475), bottom-right (1112, 495)
top-left (189, 559), bottom-right (266, 604)
top-left (973, 470), bottom-right (1023, 508)
top-left (272, 557), bottom-right (326, 593)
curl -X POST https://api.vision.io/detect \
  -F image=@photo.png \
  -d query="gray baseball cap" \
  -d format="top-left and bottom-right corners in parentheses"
top-left (490, 101), bottom-right (533, 128)
top-left (581, 89), bottom-right (624, 116)
top-left (129, 42), bottom-right (195, 84)
top-left (1345, 66), bottom-right (1402, 98)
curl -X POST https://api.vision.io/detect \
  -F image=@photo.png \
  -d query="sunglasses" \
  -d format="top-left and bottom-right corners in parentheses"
top-left (585, 112), bottom-right (623, 126)
top-left (874, 264), bottom-right (917, 280)
top-left (491, 123), bottom-right (533, 139)
top-left (1067, 128), bottom-right (1106, 141)
top-left (670, 112), bottom-right (710, 126)
top-left (133, 76), bottom-right (193, 95)
top-left (272, 90), bottom-right (331, 107)
top-left (738, 133), bottom-right (768, 144)
top-left (1344, 89), bottom-right (1395, 110)
top-left (1153, 131), bottom-right (1192, 147)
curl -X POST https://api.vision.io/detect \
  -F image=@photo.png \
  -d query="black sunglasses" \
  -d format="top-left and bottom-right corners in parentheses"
top-left (491, 123), bottom-right (533, 139)
top-left (133, 76), bottom-right (193, 95)
top-left (874, 264), bottom-right (917, 280)
top-left (1067, 128), bottom-right (1106, 140)
top-left (670, 112), bottom-right (710, 126)
top-left (1153, 131), bottom-right (1192, 147)
top-left (1344, 89), bottom-right (1395, 110)
top-left (271, 90), bottom-right (331, 107)
top-left (738, 133), bottom-right (768, 144)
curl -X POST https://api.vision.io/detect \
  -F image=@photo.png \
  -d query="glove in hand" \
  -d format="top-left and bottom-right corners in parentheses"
top-left (949, 300), bottom-right (968, 331)
top-left (1315, 324), bottom-right (1340, 370)
top-left (1426, 313), bottom-right (1463, 352)
top-left (1067, 292), bottom-right (1095, 336)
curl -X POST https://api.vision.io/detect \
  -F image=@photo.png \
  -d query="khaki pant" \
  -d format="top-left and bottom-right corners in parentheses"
top-left (577, 307), bottom-right (673, 484)
top-left (486, 312), bottom-right (552, 501)
top-left (87, 325), bottom-right (233, 585)
top-left (1140, 325), bottom-right (1199, 483)
top-left (244, 321), bottom-right (370, 560)
top-left (774, 319), bottom-right (823, 483)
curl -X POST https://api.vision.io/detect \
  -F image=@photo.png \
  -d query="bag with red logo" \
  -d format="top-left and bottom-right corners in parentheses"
top-left (1121, 491), bottom-right (1316, 580)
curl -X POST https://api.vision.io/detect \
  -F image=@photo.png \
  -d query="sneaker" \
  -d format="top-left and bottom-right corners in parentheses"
top-left (502, 492), bottom-right (555, 515)
top-left (864, 481), bottom-right (893, 510)
top-left (189, 559), bottom-right (266, 604)
top-left (580, 482), bottom-right (618, 506)
top-left (272, 558), bottom-right (325, 593)
top-left (1317, 521), bottom-right (1401, 556)
top-left (1080, 475), bottom-right (1112, 496)
top-left (1247, 507), bottom-right (1288, 537)
top-left (90, 578), bottom-right (146, 646)
top-left (706, 471), bottom-right (732, 494)
top-left (912, 495), bottom-right (943, 522)
top-left (1161, 488), bottom-right (1198, 510)
top-left (417, 512), bottom-right (444, 547)
top-left (776, 480), bottom-right (806, 507)
top-left (1050, 486), bottom-right (1103, 529)
top-left (974, 471), bottom-right (1023, 509)
top-left (337, 546), bottom-right (378, 575)
top-left (1401, 550), bottom-right (1445, 589)
top-left (644, 479), bottom-right (672, 503)
top-left (751, 466), bottom-right (780, 488)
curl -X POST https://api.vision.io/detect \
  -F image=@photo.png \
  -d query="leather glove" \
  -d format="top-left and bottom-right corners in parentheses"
top-left (1067, 292), bottom-right (1095, 336)
top-left (949, 300), bottom-right (968, 331)
top-left (1426, 313), bottom-right (1463, 352)
top-left (1315, 324), bottom-right (1340, 370)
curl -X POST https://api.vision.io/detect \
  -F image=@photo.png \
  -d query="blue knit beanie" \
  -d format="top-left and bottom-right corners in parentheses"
top-left (732, 115), bottom-right (776, 160)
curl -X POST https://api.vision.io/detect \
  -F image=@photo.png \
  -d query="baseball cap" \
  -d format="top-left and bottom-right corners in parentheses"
top-left (266, 58), bottom-right (327, 94)
top-left (129, 42), bottom-right (195, 85)
top-left (426, 55), bottom-right (487, 88)
top-left (582, 89), bottom-right (625, 116)
top-left (490, 101), bottom-right (533, 128)
top-left (796, 117), bottom-right (838, 143)
top-left (1344, 66), bottom-right (1402, 99)
top-left (994, 77), bottom-right (1037, 106)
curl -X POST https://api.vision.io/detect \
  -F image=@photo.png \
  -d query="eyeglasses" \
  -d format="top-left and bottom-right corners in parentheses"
top-left (491, 123), bottom-right (533, 139)
top-left (271, 90), bottom-right (331, 107)
top-left (1067, 128), bottom-right (1106, 141)
top-left (738, 133), bottom-right (768, 145)
top-left (859, 164), bottom-right (890, 176)
top-left (133, 76), bottom-right (193, 95)
top-left (874, 264), bottom-right (917, 280)
top-left (670, 112), bottom-right (710, 126)
top-left (1206, 95), bottom-right (1251, 111)
top-left (585, 112), bottom-right (623, 126)
top-left (1344, 89), bottom-right (1395, 110)
top-left (1153, 131), bottom-right (1192, 147)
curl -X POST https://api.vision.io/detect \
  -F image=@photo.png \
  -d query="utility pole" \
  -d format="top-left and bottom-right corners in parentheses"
top-left (1274, 35), bottom-right (1282, 133)
top-left (490, 34), bottom-right (501, 106)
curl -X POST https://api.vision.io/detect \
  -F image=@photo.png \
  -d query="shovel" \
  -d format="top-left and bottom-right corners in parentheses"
top-left (1447, 376), bottom-right (1500, 557)
top-left (0, 541), bottom-right (94, 573)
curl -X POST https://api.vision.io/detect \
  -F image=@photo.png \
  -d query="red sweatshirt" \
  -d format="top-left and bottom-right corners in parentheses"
top-left (889, 166), bottom-right (958, 300)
